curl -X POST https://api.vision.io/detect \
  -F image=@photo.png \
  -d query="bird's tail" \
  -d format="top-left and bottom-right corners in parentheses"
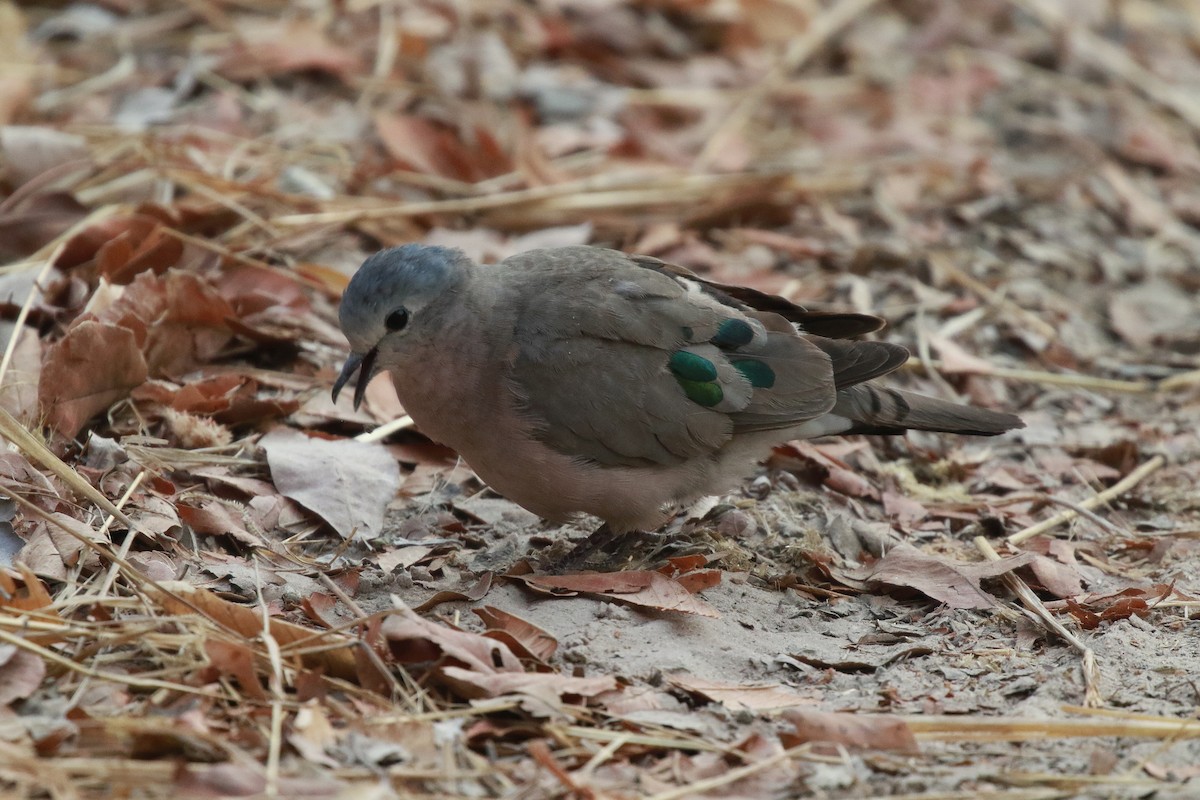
top-left (832, 384), bottom-right (1024, 436)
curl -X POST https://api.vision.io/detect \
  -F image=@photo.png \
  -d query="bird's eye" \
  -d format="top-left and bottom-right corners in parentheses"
top-left (385, 308), bottom-right (409, 331)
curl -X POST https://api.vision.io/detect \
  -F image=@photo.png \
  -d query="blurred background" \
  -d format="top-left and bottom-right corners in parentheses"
top-left (1, 2), bottom-right (1199, 796)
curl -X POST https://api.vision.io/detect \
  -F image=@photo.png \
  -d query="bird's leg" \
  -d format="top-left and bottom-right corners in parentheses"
top-left (543, 523), bottom-right (630, 572)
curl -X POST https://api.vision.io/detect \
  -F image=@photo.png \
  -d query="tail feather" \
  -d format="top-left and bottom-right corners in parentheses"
top-left (832, 385), bottom-right (1024, 436)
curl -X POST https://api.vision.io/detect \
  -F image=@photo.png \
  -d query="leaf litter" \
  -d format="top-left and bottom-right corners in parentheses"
top-left (0, 1), bottom-right (1198, 798)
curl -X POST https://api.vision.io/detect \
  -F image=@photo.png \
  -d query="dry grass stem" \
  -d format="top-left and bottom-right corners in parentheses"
top-left (1008, 455), bottom-right (1167, 545)
top-left (975, 536), bottom-right (1102, 706)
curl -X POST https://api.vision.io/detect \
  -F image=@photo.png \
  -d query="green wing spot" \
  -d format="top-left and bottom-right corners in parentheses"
top-left (669, 350), bottom-right (718, 382)
top-left (712, 318), bottom-right (754, 348)
top-left (676, 378), bottom-right (724, 407)
top-left (733, 359), bottom-right (776, 388)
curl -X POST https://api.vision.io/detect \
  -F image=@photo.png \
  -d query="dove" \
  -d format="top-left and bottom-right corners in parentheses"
top-left (333, 245), bottom-right (1023, 536)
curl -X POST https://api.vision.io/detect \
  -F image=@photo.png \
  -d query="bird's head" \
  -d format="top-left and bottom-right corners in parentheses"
top-left (332, 244), bottom-right (471, 409)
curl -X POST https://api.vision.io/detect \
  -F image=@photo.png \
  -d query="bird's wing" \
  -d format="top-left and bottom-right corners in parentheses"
top-left (630, 255), bottom-right (887, 338)
top-left (501, 247), bottom-right (837, 467)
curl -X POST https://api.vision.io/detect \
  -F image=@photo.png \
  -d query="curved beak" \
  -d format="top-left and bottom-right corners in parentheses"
top-left (331, 347), bottom-right (378, 410)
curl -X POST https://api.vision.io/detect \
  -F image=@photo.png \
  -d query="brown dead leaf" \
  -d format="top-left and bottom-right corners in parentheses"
top-left (57, 215), bottom-right (168, 275)
top-left (153, 581), bottom-right (357, 681)
top-left (133, 373), bottom-right (299, 428)
top-left (655, 555), bottom-right (721, 593)
top-left (177, 497), bottom-right (264, 547)
top-left (413, 572), bottom-right (494, 612)
top-left (0, 321), bottom-right (41, 423)
top-left (216, 20), bottom-right (360, 82)
top-left (882, 491), bottom-right (930, 528)
top-left (380, 604), bottom-right (523, 674)
top-left (94, 217), bottom-right (184, 284)
top-left (1061, 586), bottom-right (1164, 629)
top-left (375, 114), bottom-right (512, 181)
top-left (771, 441), bottom-right (879, 498)
top-left (215, 263), bottom-right (310, 317)
top-left (440, 667), bottom-right (617, 709)
top-left (0, 566), bottom-right (58, 618)
top-left (39, 320), bottom-right (148, 438)
top-left (203, 639), bottom-right (267, 702)
top-left (832, 543), bottom-right (1039, 609)
top-left (91, 270), bottom-right (236, 377)
top-left (261, 428), bottom-right (400, 540)
top-left (474, 605), bottom-right (558, 663)
top-left (514, 571), bottom-right (720, 618)
top-left (0, 192), bottom-right (89, 262)
top-left (669, 675), bottom-right (811, 711)
top-left (0, 646), bottom-right (44, 707)
top-left (781, 708), bottom-right (920, 754)
top-left (375, 545), bottom-right (436, 573)
top-left (1025, 553), bottom-right (1086, 598)
top-left (42, 511), bottom-right (104, 570)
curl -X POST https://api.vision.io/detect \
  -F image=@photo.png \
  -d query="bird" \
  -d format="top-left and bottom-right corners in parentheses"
top-left (333, 244), bottom-right (1023, 541)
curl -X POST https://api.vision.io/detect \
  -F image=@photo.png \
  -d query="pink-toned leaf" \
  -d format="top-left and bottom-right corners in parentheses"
top-left (39, 320), bottom-right (148, 438)
top-left (781, 708), bottom-right (919, 754)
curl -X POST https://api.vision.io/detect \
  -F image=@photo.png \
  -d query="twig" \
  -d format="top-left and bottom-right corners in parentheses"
top-left (255, 557), bottom-right (285, 798)
top-left (271, 167), bottom-right (859, 227)
top-left (906, 710), bottom-right (1200, 740)
top-left (95, 471), bottom-right (147, 598)
top-left (903, 359), bottom-right (1152, 394)
top-left (693, 0), bottom-right (883, 170)
top-left (915, 308), bottom-right (962, 401)
top-left (0, 627), bottom-right (229, 701)
top-left (355, 414), bottom-right (414, 443)
top-left (0, 407), bottom-right (133, 528)
top-left (1036, 495), bottom-right (1128, 538)
top-left (1159, 368), bottom-right (1200, 392)
top-left (1008, 455), bottom-right (1166, 545)
top-left (0, 244), bottom-right (60, 393)
top-left (929, 252), bottom-right (1060, 343)
top-left (975, 536), bottom-right (1102, 707)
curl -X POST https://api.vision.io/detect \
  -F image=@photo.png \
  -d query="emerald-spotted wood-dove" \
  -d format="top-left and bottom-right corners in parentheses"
top-left (333, 245), bottom-right (1023, 533)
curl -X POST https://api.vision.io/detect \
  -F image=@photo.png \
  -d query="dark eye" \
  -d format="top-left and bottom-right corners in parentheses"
top-left (385, 308), bottom-right (409, 331)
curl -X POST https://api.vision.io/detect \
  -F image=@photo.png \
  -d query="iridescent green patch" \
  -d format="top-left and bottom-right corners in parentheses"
top-left (676, 378), bottom-right (724, 407)
top-left (712, 318), bottom-right (754, 348)
top-left (733, 359), bottom-right (775, 388)
top-left (669, 350), bottom-right (717, 382)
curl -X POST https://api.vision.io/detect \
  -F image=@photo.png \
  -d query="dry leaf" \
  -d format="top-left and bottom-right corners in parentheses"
top-left (0, 647), bottom-right (45, 707)
top-left (833, 543), bottom-right (1039, 609)
top-left (440, 667), bottom-right (617, 706)
top-left (514, 570), bottom-right (720, 618)
top-left (381, 604), bottom-right (523, 674)
top-left (781, 708), bottom-right (920, 754)
top-left (473, 605), bottom-right (559, 663)
top-left (669, 675), bottom-right (811, 711)
top-left (413, 572), bottom-right (494, 612)
top-left (153, 581), bottom-right (357, 681)
top-left (39, 320), bottom-right (148, 438)
top-left (261, 428), bottom-right (400, 540)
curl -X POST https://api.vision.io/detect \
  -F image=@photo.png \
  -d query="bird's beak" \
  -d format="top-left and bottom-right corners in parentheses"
top-left (331, 347), bottom-right (378, 410)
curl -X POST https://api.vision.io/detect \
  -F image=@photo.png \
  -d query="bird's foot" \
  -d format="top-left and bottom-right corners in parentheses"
top-left (541, 523), bottom-right (640, 573)
top-left (541, 525), bottom-right (714, 573)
